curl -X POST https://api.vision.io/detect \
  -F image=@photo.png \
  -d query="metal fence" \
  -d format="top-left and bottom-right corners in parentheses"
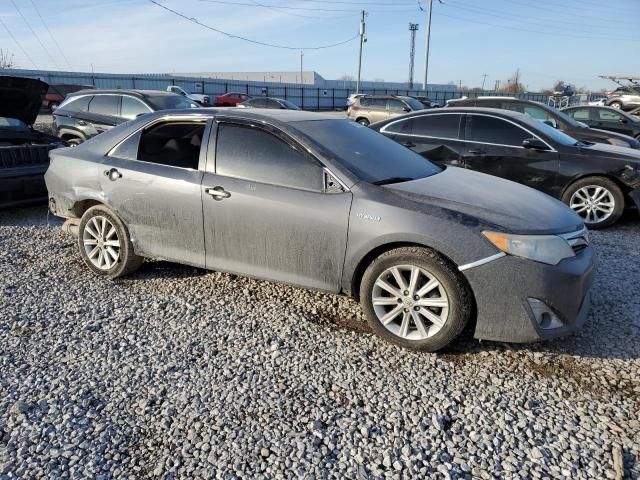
top-left (5, 68), bottom-right (604, 110)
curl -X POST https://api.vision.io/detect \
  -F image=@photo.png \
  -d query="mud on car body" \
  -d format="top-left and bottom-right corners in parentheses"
top-left (46, 109), bottom-right (594, 351)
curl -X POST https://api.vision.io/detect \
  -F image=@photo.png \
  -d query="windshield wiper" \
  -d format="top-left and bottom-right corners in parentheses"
top-left (372, 177), bottom-right (415, 185)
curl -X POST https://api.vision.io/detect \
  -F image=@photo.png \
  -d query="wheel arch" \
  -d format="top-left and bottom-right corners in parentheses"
top-left (71, 198), bottom-right (106, 219)
top-left (348, 241), bottom-right (465, 302)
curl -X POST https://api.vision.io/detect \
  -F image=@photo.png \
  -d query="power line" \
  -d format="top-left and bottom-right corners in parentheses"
top-left (9, 0), bottom-right (60, 68)
top-left (243, 0), bottom-right (356, 19)
top-left (445, 0), bottom-right (638, 38)
top-left (28, 0), bottom-right (72, 69)
top-left (149, 0), bottom-right (359, 50)
top-left (0, 17), bottom-right (36, 67)
top-left (198, 0), bottom-right (419, 12)
top-left (434, 10), bottom-right (639, 43)
top-left (502, 0), bottom-right (638, 24)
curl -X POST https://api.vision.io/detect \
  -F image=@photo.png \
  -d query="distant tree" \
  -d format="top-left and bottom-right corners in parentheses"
top-left (498, 69), bottom-right (525, 94)
top-left (0, 49), bottom-right (16, 69)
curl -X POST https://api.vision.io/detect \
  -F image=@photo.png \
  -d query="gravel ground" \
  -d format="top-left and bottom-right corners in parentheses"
top-left (1, 206), bottom-right (638, 479)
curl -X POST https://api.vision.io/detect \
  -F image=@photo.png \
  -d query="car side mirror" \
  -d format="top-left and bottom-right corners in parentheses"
top-left (543, 120), bottom-right (557, 128)
top-left (522, 138), bottom-right (550, 150)
top-left (403, 106), bottom-right (411, 112)
top-left (620, 118), bottom-right (628, 124)
top-left (51, 104), bottom-right (58, 112)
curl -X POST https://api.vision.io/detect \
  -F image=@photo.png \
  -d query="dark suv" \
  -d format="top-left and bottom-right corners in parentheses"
top-left (446, 96), bottom-right (640, 150)
top-left (53, 89), bottom-right (199, 145)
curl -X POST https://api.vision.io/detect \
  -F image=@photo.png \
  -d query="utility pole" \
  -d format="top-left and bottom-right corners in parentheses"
top-left (356, 10), bottom-right (366, 94)
top-left (481, 73), bottom-right (488, 91)
top-left (300, 50), bottom-right (303, 85)
top-left (408, 23), bottom-right (419, 89)
top-left (422, 0), bottom-right (440, 91)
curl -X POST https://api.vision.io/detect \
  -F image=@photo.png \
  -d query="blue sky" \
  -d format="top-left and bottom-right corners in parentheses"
top-left (0, 0), bottom-right (638, 91)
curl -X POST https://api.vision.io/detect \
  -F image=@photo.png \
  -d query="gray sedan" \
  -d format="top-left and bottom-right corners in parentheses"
top-left (45, 109), bottom-right (594, 351)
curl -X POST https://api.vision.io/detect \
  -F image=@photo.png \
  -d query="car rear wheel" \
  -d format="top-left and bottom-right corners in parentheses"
top-left (562, 177), bottom-right (624, 229)
top-left (360, 247), bottom-right (472, 352)
top-left (65, 137), bottom-right (83, 147)
top-left (356, 117), bottom-right (370, 127)
top-left (78, 205), bottom-right (143, 278)
top-left (609, 101), bottom-right (622, 109)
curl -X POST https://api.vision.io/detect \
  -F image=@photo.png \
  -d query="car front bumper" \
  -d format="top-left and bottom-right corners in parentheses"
top-left (462, 246), bottom-right (595, 343)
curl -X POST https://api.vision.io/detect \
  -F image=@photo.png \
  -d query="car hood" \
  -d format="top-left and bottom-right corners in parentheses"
top-left (0, 76), bottom-right (48, 126)
top-left (570, 125), bottom-right (640, 147)
top-left (385, 167), bottom-right (583, 235)
top-left (580, 142), bottom-right (640, 162)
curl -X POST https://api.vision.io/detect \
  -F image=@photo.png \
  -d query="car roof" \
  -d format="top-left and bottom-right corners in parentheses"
top-left (68, 89), bottom-right (178, 98)
top-left (147, 107), bottom-right (337, 123)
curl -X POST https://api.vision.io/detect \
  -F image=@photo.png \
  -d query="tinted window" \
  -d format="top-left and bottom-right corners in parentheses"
top-left (386, 114), bottom-right (461, 138)
top-left (215, 123), bottom-right (323, 191)
top-left (403, 97), bottom-right (425, 110)
top-left (138, 121), bottom-right (205, 169)
top-left (145, 95), bottom-right (199, 110)
top-left (509, 103), bottom-right (558, 128)
top-left (88, 95), bottom-right (119, 116)
top-left (252, 98), bottom-right (267, 108)
top-left (266, 99), bottom-right (281, 108)
top-left (598, 109), bottom-right (624, 121)
top-left (567, 108), bottom-right (590, 121)
top-left (62, 96), bottom-right (92, 113)
top-left (295, 120), bottom-right (441, 184)
top-left (468, 115), bottom-right (530, 146)
top-left (388, 99), bottom-right (407, 112)
top-left (280, 99), bottom-right (300, 110)
top-left (121, 96), bottom-right (151, 120)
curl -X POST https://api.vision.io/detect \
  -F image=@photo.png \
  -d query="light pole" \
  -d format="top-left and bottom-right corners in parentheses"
top-left (422, 0), bottom-right (441, 92)
top-left (300, 50), bottom-right (303, 85)
top-left (481, 73), bottom-right (488, 91)
top-left (356, 10), bottom-right (366, 94)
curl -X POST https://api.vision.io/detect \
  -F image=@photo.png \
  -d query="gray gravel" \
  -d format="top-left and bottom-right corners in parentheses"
top-left (1, 206), bottom-right (639, 479)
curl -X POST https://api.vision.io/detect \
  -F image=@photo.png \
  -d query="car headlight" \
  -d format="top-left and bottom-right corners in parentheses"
top-left (482, 231), bottom-right (575, 265)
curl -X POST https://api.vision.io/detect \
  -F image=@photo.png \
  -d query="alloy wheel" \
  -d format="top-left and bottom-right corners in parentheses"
top-left (569, 185), bottom-right (615, 225)
top-left (371, 265), bottom-right (449, 340)
top-left (82, 215), bottom-right (121, 270)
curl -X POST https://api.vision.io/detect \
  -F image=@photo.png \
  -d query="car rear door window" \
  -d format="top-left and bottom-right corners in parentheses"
top-left (468, 115), bottom-right (530, 146)
top-left (121, 96), bottom-right (152, 120)
top-left (88, 95), bottom-right (120, 117)
top-left (252, 98), bottom-right (267, 108)
top-left (568, 108), bottom-right (590, 121)
top-left (384, 114), bottom-right (462, 139)
top-left (215, 123), bottom-right (324, 191)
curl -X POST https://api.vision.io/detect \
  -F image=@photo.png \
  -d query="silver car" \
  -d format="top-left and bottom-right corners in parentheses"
top-left (45, 109), bottom-right (594, 351)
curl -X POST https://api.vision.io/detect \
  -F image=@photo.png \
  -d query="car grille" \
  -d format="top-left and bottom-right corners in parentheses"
top-left (0, 145), bottom-right (51, 170)
top-left (559, 227), bottom-right (590, 255)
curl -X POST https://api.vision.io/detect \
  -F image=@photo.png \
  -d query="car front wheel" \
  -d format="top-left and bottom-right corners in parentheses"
top-left (356, 118), bottom-right (370, 127)
top-left (562, 177), bottom-right (624, 229)
top-left (360, 247), bottom-right (473, 352)
top-left (609, 101), bottom-right (622, 109)
top-left (78, 205), bottom-right (143, 278)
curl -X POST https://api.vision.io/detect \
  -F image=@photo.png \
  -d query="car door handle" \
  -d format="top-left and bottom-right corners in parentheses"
top-left (468, 149), bottom-right (486, 155)
top-left (205, 186), bottom-right (231, 200)
top-left (104, 168), bottom-right (122, 181)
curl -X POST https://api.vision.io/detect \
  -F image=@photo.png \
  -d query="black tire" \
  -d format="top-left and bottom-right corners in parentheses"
top-left (356, 117), bottom-right (370, 127)
top-left (359, 247), bottom-right (473, 352)
top-left (77, 205), bottom-right (143, 278)
top-left (561, 176), bottom-right (625, 229)
top-left (609, 101), bottom-right (622, 110)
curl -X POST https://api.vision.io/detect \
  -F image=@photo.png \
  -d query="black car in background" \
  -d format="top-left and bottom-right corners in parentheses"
top-left (562, 106), bottom-right (640, 139)
top-left (237, 97), bottom-right (300, 110)
top-left (0, 76), bottom-right (65, 207)
top-left (372, 107), bottom-right (640, 228)
top-left (413, 96), bottom-right (440, 108)
top-left (53, 89), bottom-right (199, 145)
top-left (446, 96), bottom-right (640, 150)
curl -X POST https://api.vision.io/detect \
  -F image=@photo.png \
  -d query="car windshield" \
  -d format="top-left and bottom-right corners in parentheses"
top-left (533, 119), bottom-right (580, 146)
top-left (403, 97), bottom-right (426, 110)
top-left (296, 119), bottom-right (441, 184)
top-left (145, 95), bottom-right (199, 110)
top-left (0, 117), bottom-right (26, 128)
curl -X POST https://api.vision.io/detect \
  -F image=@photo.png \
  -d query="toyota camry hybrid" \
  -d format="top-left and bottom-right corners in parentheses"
top-left (45, 109), bottom-right (594, 351)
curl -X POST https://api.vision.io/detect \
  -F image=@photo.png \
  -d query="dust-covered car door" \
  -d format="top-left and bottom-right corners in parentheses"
top-left (99, 117), bottom-right (210, 267)
top-left (379, 113), bottom-right (466, 167)
top-left (201, 119), bottom-right (352, 292)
